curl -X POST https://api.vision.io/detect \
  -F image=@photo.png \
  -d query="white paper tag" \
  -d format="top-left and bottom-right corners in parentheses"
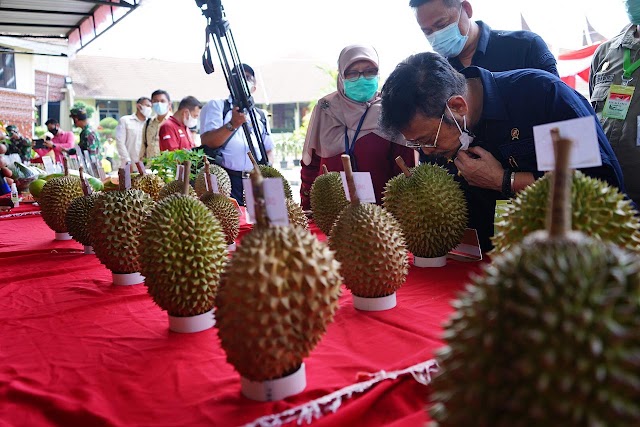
top-left (262, 178), bottom-right (289, 226)
top-left (176, 165), bottom-right (184, 181)
top-left (243, 178), bottom-right (254, 224)
top-left (447, 228), bottom-right (483, 261)
top-left (340, 171), bottom-right (376, 203)
top-left (208, 173), bottom-right (219, 194)
top-left (533, 116), bottom-right (602, 171)
top-left (42, 156), bottom-right (55, 174)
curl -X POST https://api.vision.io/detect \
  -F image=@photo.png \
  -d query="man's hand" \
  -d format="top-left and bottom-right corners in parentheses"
top-left (44, 140), bottom-right (54, 149)
top-left (454, 146), bottom-right (503, 191)
top-left (230, 107), bottom-right (248, 129)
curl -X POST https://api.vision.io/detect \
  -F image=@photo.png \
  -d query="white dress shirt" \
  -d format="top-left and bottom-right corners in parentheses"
top-left (115, 113), bottom-right (146, 164)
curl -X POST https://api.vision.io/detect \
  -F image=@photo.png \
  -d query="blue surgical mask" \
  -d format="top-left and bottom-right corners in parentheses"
top-left (626, 0), bottom-right (640, 24)
top-left (426, 7), bottom-right (470, 58)
top-left (152, 102), bottom-right (169, 116)
top-left (344, 76), bottom-right (379, 103)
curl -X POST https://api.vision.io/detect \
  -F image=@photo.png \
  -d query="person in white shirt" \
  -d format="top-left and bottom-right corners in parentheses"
top-left (199, 64), bottom-right (274, 204)
top-left (115, 97), bottom-right (152, 165)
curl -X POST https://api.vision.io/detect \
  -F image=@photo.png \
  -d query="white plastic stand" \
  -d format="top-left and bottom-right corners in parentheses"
top-left (112, 272), bottom-right (144, 286)
top-left (227, 242), bottom-right (237, 252)
top-left (168, 309), bottom-right (215, 333)
top-left (83, 245), bottom-right (94, 254)
top-left (413, 255), bottom-right (447, 268)
top-left (352, 293), bottom-right (397, 311)
top-left (241, 363), bottom-right (306, 402)
top-left (55, 232), bottom-right (72, 241)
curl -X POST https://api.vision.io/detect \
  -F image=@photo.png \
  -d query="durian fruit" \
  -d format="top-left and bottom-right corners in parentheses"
top-left (286, 198), bottom-right (308, 230)
top-left (39, 162), bottom-right (83, 237)
top-left (199, 158), bottom-right (240, 246)
top-left (492, 170), bottom-right (640, 254)
top-left (310, 165), bottom-right (349, 235)
top-left (90, 168), bottom-right (154, 276)
top-left (158, 179), bottom-right (197, 200)
top-left (216, 165), bottom-right (342, 384)
top-left (383, 159), bottom-right (468, 259)
top-left (65, 167), bottom-right (99, 251)
top-left (258, 165), bottom-right (292, 199)
top-left (429, 131), bottom-right (640, 427)
top-left (194, 164), bottom-right (231, 198)
top-left (329, 155), bottom-right (408, 299)
top-left (141, 162), bottom-right (228, 320)
top-left (131, 164), bottom-right (165, 202)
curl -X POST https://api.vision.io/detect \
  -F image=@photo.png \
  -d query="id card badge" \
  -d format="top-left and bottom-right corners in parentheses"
top-left (602, 85), bottom-right (635, 120)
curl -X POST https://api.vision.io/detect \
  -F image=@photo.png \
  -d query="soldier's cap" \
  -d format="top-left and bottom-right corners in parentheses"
top-left (70, 108), bottom-right (87, 120)
top-left (5, 125), bottom-right (18, 136)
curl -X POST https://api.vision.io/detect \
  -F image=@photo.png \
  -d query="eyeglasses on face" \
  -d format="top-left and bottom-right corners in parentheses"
top-left (344, 68), bottom-right (379, 82)
top-left (405, 112), bottom-right (445, 149)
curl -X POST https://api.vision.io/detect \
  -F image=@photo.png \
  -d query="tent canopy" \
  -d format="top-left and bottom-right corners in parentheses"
top-left (0, 0), bottom-right (140, 54)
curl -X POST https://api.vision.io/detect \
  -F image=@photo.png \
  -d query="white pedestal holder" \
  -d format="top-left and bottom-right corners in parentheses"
top-left (241, 363), bottom-right (306, 402)
top-left (55, 232), bottom-right (72, 241)
top-left (413, 255), bottom-right (447, 268)
top-left (83, 245), bottom-right (94, 254)
top-left (168, 309), bottom-right (215, 333)
top-left (112, 272), bottom-right (144, 286)
top-left (352, 293), bottom-right (397, 311)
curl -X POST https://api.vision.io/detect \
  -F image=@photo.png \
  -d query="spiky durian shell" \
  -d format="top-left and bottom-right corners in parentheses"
top-left (310, 171), bottom-right (349, 235)
top-left (200, 192), bottom-right (240, 245)
top-left (286, 199), bottom-right (308, 230)
top-left (258, 165), bottom-right (292, 199)
top-left (383, 164), bottom-right (468, 258)
top-left (131, 174), bottom-right (165, 202)
top-left (90, 189), bottom-right (154, 273)
top-left (492, 171), bottom-right (640, 255)
top-left (158, 180), bottom-right (197, 200)
top-left (329, 203), bottom-right (408, 297)
top-left (194, 165), bottom-right (232, 198)
top-left (40, 176), bottom-right (84, 233)
top-left (429, 231), bottom-right (640, 426)
top-left (216, 226), bottom-right (342, 382)
top-left (65, 193), bottom-right (99, 246)
top-left (140, 194), bottom-right (228, 316)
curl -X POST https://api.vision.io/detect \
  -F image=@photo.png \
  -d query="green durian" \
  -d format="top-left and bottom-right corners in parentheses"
top-left (132, 173), bottom-right (165, 202)
top-left (258, 165), bottom-right (292, 199)
top-left (65, 193), bottom-right (99, 246)
top-left (200, 191), bottom-right (240, 246)
top-left (194, 165), bottom-right (231, 198)
top-left (286, 198), bottom-right (308, 230)
top-left (310, 171), bottom-right (348, 235)
top-left (158, 179), bottom-right (197, 200)
top-left (39, 175), bottom-right (83, 233)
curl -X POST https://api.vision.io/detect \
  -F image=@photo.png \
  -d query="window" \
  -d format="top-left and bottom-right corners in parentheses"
top-left (0, 49), bottom-right (16, 89)
top-left (97, 100), bottom-right (120, 121)
top-left (271, 103), bottom-right (296, 133)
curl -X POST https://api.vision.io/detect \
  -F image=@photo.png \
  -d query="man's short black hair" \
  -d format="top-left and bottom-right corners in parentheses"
top-left (44, 118), bottom-right (59, 126)
top-left (380, 52), bottom-right (467, 134)
top-left (231, 63), bottom-right (255, 78)
top-left (136, 96), bottom-right (151, 104)
top-left (409, 0), bottom-right (460, 7)
top-left (151, 89), bottom-right (171, 103)
top-left (178, 96), bottom-right (202, 111)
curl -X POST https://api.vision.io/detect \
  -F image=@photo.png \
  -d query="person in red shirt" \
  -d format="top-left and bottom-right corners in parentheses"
top-left (43, 119), bottom-right (75, 163)
top-left (159, 96), bottom-right (202, 152)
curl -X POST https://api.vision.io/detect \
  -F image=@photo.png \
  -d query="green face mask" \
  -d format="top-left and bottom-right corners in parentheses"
top-left (344, 76), bottom-right (379, 103)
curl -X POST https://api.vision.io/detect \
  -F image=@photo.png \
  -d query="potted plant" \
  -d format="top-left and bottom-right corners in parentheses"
top-left (275, 138), bottom-right (288, 169)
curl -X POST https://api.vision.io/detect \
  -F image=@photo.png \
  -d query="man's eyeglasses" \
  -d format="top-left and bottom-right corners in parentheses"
top-left (344, 68), bottom-right (379, 82)
top-left (405, 112), bottom-right (444, 149)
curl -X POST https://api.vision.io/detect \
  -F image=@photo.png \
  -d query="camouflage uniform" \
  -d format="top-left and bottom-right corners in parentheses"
top-left (79, 125), bottom-right (102, 160)
top-left (5, 126), bottom-right (32, 163)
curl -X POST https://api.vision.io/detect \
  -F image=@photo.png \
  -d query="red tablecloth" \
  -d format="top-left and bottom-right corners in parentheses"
top-left (0, 211), bottom-right (485, 427)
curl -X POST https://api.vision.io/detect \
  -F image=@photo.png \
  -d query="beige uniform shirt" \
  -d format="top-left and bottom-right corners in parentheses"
top-left (139, 114), bottom-right (170, 161)
top-left (115, 114), bottom-right (145, 164)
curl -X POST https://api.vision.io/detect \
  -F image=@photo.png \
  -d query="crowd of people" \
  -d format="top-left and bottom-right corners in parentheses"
top-left (2, 0), bottom-right (639, 251)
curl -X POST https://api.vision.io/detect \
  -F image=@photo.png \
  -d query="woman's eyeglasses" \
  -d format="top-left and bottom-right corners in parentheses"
top-left (344, 68), bottom-right (379, 82)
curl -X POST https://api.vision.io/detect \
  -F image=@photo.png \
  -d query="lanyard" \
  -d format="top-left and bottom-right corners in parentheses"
top-left (343, 107), bottom-right (370, 172)
top-left (623, 48), bottom-right (640, 80)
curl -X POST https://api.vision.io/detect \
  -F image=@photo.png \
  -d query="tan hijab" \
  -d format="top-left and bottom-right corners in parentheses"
top-left (302, 44), bottom-right (401, 164)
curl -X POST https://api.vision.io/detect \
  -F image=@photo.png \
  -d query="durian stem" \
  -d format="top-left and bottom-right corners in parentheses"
top-left (395, 156), bottom-right (412, 177)
top-left (118, 168), bottom-right (127, 191)
top-left (79, 166), bottom-right (91, 196)
top-left (249, 165), bottom-right (269, 228)
top-left (135, 161), bottom-right (146, 176)
top-left (63, 157), bottom-right (69, 176)
top-left (203, 157), bottom-right (211, 193)
top-left (321, 164), bottom-right (329, 175)
top-left (341, 154), bottom-right (360, 206)
top-left (182, 160), bottom-right (191, 196)
top-left (547, 128), bottom-right (573, 237)
top-left (247, 151), bottom-right (260, 171)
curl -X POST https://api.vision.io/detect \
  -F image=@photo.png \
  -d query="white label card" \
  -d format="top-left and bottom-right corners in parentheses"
top-left (447, 228), bottom-right (482, 262)
top-left (242, 178), bottom-right (288, 226)
top-left (175, 165), bottom-right (184, 181)
top-left (340, 171), bottom-right (376, 203)
top-left (208, 173), bottom-right (219, 194)
top-left (243, 178), bottom-right (255, 224)
top-left (533, 116), bottom-right (602, 171)
top-left (42, 156), bottom-right (55, 174)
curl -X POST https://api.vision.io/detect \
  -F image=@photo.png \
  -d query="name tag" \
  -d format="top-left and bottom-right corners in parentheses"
top-left (602, 84), bottom-right (635, 120)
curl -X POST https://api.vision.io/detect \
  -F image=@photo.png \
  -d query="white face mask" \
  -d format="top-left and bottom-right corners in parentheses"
top-left (446, 103), bottom-right (474, 151)
top-left (140, 105), bottom-right (152, 118)
top-left (248, 81), bottom-right (256, 92)
top-left (184, 112), bottom-right (198, 129)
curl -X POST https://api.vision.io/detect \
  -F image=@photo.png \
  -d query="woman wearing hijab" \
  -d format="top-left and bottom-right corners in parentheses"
top-left (300, 44), bottom-right (416, 210)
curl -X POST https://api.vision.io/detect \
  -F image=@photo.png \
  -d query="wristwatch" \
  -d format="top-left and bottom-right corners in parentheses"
top-left (224, 122), bottom-right (235, 132)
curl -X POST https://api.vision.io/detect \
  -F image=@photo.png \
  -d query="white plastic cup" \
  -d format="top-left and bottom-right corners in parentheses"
top-left (168, 309), bottom-right (215, 333)
top-left (413, 255), bottom-right (447, 268)
top-left (241, 363), bottom-right (306, 402)
top-left (352, 293), bottom-right (397, 311)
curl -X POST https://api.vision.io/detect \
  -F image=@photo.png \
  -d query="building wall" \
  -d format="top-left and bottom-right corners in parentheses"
top-left (0, 89), bottom-right (34, 137)
top-left (13, 54), bottom-right (35, 95)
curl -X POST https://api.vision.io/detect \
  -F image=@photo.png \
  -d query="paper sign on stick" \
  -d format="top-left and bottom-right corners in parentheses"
top-left (242, 178), bottom-right (289, 226)
top-left (340, 171), bottom-right (376, 203)
top-left (447, 228), bottom-right (482, 262)
top-left (533, 117), bottom-right (602, 171)
top-left (42, 156), bottom-right (55, 174)
top-left (208, 173), bottom-right (219, 194)
top-left (243, 178), bottom-right (255, 224)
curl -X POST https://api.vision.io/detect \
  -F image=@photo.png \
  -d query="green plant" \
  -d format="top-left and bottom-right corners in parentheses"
top-left (72, 101), bottom-right (95, 119)
top-left (98, 117), bottom-right (118, 140)
top-left (34, 125), bottom-right (46, 139)
top-left (146, 149), bottom-right (207, 183)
